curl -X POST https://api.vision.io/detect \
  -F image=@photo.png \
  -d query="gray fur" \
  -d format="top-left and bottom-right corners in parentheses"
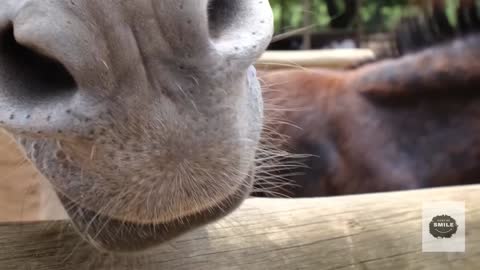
top-left (0, 0), bottom-right (273, 251)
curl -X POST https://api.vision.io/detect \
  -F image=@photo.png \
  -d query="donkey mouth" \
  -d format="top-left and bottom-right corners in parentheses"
top-left (58, 174), bottom-right (253, 253)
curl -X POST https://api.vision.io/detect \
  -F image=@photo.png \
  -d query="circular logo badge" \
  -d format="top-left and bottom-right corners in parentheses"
top-left (429, 214), bottom-right (458, 238)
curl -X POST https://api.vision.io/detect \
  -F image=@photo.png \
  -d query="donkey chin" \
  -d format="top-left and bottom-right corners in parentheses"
top-left (0, 0), bottom-right (273, 252)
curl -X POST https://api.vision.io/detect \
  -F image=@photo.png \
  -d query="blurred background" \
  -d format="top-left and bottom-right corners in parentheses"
top-left (268, 0), bottom-right (463, 55)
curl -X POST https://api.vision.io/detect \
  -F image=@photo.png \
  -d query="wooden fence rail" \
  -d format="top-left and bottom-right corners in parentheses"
top-left (0, 184), bottom-right (478, 270)
top-left (256, 49), bottom-right (375, 70)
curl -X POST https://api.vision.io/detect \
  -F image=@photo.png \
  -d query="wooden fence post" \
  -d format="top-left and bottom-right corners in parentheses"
top-left (302, 0), bottom-right (312, 50)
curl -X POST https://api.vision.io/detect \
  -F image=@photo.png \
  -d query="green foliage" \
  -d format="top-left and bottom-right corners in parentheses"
top-left (270, 0), bottom-right (463, 34)
top-left (271, 0), bottom-right (331, 32)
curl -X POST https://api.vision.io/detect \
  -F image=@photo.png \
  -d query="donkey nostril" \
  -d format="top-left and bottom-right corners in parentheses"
top-left (206, 0), bottom-right (272, 62)
top-left (0, 25), bottom-right (76, 103)
top-left (207, 0), bottom-right (238, 38)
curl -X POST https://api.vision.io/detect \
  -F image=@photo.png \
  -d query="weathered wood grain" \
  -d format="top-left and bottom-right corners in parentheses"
top-left (0, 130), bottom-right (67, 222)
top-left (0, 185), bottom-right (478, 270)
top-left (256, 49), bottom-right (375, 70)
top-left (0, 130), bottom-right (42, 221)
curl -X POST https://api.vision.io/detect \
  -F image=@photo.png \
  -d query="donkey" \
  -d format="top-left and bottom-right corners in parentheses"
top-left (0, 0), bottom-right (273, 252)
top-left (257, 0), bottom-right (480, 197)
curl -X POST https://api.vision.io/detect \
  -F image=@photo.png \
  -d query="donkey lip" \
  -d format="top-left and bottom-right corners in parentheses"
top-left (57, 174), bottom-right (253, 252)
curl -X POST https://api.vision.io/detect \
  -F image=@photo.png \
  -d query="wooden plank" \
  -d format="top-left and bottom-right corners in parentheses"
top-left (0, 130), bottom-right (66, 222)
top-left (256, 49), bottom-right (375, 70)
top-left (0, 130), bottom-right (42, 222)
top-left (0, 185), bottom-right (478, 269)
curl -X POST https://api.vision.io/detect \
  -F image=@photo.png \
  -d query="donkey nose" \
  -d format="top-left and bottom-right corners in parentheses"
top-left (0, 25), bottom-right (76, 103)
top-left (0, 19), bottom-right (81, 136)
top-left (0, 1), bottom-right (108, 137)
top-left (207, 0), bottom-right (274, 68)
top-left (149, 0), bottom-right (274, 69)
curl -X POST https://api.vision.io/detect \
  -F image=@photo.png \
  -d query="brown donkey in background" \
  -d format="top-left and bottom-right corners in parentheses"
top-left (256, 0), bottom-right (480, 197)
